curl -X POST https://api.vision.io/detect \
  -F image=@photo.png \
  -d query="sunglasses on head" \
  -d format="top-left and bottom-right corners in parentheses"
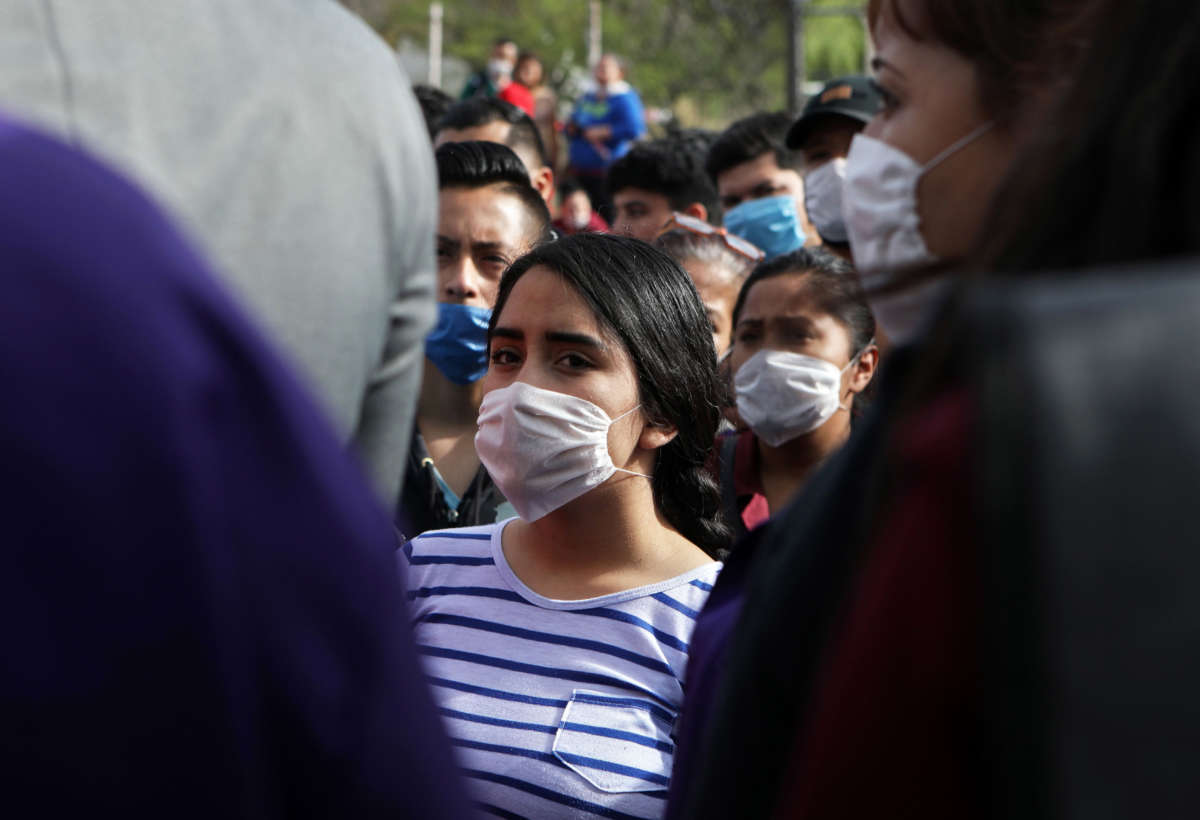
top-left (658, 212), bottom-right (766, 263)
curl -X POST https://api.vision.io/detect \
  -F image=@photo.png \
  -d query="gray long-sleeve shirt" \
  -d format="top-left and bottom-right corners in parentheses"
top-left (0, 0), bottom-right (437, 505)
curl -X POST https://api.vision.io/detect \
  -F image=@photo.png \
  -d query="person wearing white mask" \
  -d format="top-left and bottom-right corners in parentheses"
top-left (784, 76), bottom-right (884, 260)
top-left (460, 37), bottom-right (519, 100)
top-left (717, 249), bottom-right (878, 537)
top-left (668, 1), bottom-right (1097, 817)
top-left (402, 233), bottom-right (726, 820)
top-left (838, 0), bottom-right (1035, 347)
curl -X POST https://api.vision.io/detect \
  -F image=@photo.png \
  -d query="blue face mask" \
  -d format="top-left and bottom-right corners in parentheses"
top-left (723, 194), bottom-right (806, 260)
top-left (425, 303), bottom-right (492, 385)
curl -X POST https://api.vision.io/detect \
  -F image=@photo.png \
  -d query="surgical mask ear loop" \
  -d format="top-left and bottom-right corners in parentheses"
top-left (608, 404), bottom-right (654, 480)
top-left (922, 121), bottom-right (995, 174)
top-left (836, 338), bottom-right (877, 411)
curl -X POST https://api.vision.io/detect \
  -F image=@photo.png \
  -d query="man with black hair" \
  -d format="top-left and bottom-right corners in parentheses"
top-left (435, 97), bottom-right (555, 204)
top-left (706, 112), bottom-right (818, 259)
top-left (785, 76), bottom-right (883, 258)
top-left (398, 141), bottom-right (553, 536)
top-left (608, 135), bottom-right (721, 242)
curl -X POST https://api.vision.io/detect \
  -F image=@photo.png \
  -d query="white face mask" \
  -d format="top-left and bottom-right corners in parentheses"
top-left (487, 58), bottom-right (514, 81)
top-left (475, 381), bottom-right (649, 522)
top-left (734, 347), bottom-right (866, 447)
top-left (842, 122), bottom-right (994, 277)
top-left (803, 158), bottom-right (848, 244)
top-left (842, 123), bottom-right (992, 345)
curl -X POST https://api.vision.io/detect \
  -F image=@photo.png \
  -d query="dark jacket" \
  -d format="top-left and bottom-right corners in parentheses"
top-left (397, 430), bottom-right (510, 538)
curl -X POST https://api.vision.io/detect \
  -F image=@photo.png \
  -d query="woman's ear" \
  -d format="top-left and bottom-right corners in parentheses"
top-left (848, 345), bottom-right (880, 394)
top-left (638, 418), bottom-right (678, 451)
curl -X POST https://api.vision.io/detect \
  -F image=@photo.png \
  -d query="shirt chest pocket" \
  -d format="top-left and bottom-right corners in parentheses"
top-left (552, 689), bottom-right (676, 794)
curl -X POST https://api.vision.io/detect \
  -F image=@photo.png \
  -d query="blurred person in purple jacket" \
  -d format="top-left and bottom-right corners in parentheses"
top-left (0, 112), bottom-right (468, 820)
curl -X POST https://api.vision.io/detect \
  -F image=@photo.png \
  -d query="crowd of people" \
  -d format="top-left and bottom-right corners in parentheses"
top-left (4, 0), bottom-right (1200, 817)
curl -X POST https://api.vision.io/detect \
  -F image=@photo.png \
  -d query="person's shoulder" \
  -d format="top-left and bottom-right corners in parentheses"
top-left (610, 82), bottom-right (640, 101)
top-left (405, 521), bottom-right (502, 553)
top-left (400, 521), bottom-right (507, 592)
top-left (634, 561), bottom-right (723, 608)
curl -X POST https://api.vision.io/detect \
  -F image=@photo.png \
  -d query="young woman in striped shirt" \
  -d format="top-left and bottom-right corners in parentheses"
top-left (403, 233), bottom-right (728, 819)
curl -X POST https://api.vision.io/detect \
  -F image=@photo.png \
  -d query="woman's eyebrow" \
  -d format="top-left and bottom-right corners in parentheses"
top-left (491, 327), bottom-right (523, 339)
top-left (775, 314), bottom-right (819, 333)
top-left (545, 330), bottom-right (607, 350)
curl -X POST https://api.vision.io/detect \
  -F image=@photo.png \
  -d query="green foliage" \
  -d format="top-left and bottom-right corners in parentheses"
top-left (375, 0), bottom-right (865, 127)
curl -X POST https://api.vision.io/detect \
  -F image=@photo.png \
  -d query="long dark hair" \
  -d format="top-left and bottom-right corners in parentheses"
top-left (490, 234), bottom-right (730, 556)
top-left (973, 0), bottom-right (1200, 274)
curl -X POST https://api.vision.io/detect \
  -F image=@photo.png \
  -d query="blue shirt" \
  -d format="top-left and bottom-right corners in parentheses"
top-left (568, 82), bottom-right (647, 173)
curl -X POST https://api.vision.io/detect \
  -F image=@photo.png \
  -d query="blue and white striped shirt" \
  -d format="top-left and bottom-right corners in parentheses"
top-left (402, 519), bottom-right (721, 819)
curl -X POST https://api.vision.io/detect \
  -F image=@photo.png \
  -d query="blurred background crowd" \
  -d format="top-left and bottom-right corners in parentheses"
top-left (3, 0), bottom-right (1199, 818)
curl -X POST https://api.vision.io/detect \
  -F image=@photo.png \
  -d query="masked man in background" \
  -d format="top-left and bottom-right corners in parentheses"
top-left (398, 141), bottom-right (553, 536)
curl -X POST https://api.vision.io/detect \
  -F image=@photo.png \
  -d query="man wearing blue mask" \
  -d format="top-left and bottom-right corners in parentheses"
top-left (706, 112), bottom-right (819, 260)
top-left (398, 141), bottom-right (553, 536)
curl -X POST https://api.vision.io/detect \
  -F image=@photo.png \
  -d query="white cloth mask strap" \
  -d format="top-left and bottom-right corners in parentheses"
top-left (836, 338), bottom-right (876, 411)
top-left (608, 404), bottom-right (653, 480)
top-left (922, 121), bottom-right (995, 174)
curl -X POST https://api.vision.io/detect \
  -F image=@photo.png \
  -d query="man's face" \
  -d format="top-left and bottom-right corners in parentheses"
top-left (717, 151), bottom-right (817, 244)
top-left (612, 187), bottom-right (674, 242)
top-left (594, 56), bottom-right (622, 86)
top-left (492, 41), bottom-right (518, 66)
top-left (716, 152), bottom-right (804, 213)
top-left (799, 116), bottom-right (862, 171)
top-left (437, 184), bottom-right (536, 309)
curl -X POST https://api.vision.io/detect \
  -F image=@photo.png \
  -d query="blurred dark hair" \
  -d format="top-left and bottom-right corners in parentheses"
top-left (435, 141), bottom-right (552, 243)
top-left (608, 137), bottom-right (722, 224)
top-left (437, 97), bottom-right (549, 169)
top-left (413, 84), bottom-right (453, 139)
top-left (972, 0), bottom-right (1200, 273)
top-left (490, 234), bottom-right (730, 556)
top-left (705, 112), bottom-right (801, 183)
top-left (867, 0), bottom-right (1095, 127)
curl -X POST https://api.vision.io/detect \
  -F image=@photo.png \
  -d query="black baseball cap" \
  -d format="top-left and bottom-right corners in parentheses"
top-left (785, 76), bottom-right (882, 149)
